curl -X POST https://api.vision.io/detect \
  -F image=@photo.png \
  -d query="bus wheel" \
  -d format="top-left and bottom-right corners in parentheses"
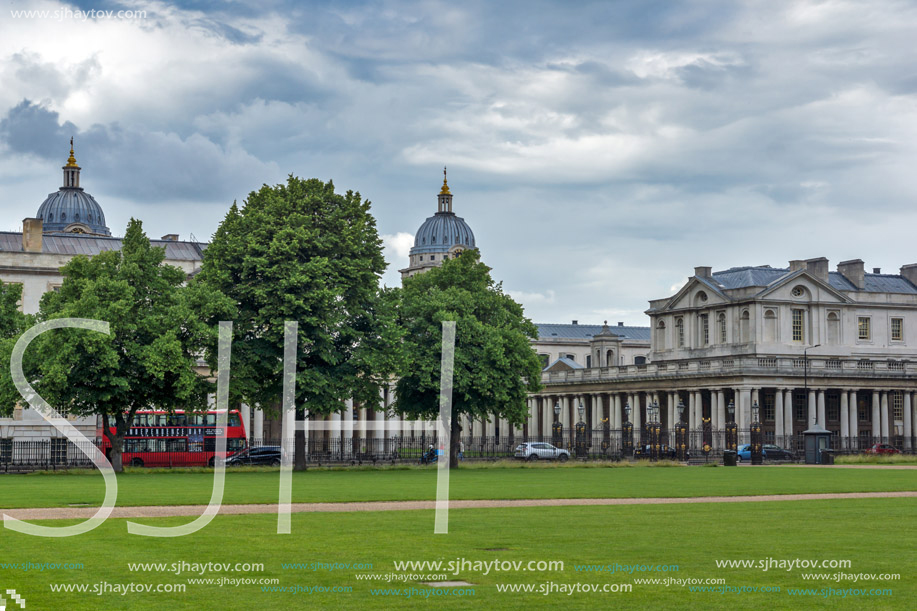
top-left (131, 458), bottom-right (144, 467)
top-left (208, 457), bottom-right (215, 467)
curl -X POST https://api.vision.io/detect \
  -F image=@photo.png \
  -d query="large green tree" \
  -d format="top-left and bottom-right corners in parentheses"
top-left (395, 249), bottom-right (543, 467)
top-left (0, 282), bottom-right (34, 411)
top-left (198, 176), bottom-right (400, 469)
top-left (0, 219), bottom-right (231, 471)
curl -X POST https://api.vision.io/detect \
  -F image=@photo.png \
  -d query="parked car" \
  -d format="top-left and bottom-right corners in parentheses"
top-left (514, 442), bottom-right (570, 462)
top-left (865, 443), bottom-right (900, 455)
top-left (633, 444), bottom-right (688, 460)
top-left (737, 444), bottom-right (795, 462)
top-left (224, 446), bottom-right (283, 466)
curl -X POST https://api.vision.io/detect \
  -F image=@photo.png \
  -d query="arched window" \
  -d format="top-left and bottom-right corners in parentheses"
top-left (718, 312), bottom-right (727, 343)
top-left (675, 318), bottom-right (685, 348)
top-left (764, 309), bottom-right (777, 342)
top-left (740, 310), bottom-right (750, 343)
top-left (606, 349), bottom-right (614, 366)
top-left (827, 311), bottom-right (840, 345)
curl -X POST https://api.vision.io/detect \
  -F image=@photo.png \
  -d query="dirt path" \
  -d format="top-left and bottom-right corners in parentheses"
top-left (3, 491), bottom-right (914, 521)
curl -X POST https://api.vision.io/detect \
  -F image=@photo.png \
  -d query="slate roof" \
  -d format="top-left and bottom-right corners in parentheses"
top-left (711, 266), bottom-right (917, 294)
top-left (535, 323), bottom-right (652, 342)
top-left (544, 356), bottom-right (583, 371)
top-left (0, 232), bottom-right (206, 260)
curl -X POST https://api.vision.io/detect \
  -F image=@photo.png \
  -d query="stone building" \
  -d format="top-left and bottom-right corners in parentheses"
top-left (528, 257), bottom-right (917, 451)
top-left (0, 144), bottom-right (206, 443)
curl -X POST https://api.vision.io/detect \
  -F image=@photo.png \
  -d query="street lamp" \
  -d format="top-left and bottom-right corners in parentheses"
top-left (575, 402), bottom-right (587, 458)
top-left (750, 400), bottom-right (763, 465)
top-left (622, 403), bottom-right (633, 458)
top-left (675, 399), bottom-right (688, 461)
top-left (648, 401), bottom-right (661, 461)
top-left (552, 402), bottom-right (563, 448)
top-left (725, 399), bottom-right (737, 453)
top-left (804, 344), bottom-right (821, 428)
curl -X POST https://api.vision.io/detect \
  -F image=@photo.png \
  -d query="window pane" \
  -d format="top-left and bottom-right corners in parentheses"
top-left (858, 317), bottom-right (870, 340)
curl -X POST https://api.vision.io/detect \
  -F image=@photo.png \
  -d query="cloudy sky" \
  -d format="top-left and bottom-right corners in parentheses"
top-left (2, 0), bottom-right (916, 326)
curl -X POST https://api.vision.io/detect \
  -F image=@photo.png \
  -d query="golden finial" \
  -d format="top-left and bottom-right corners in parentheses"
top-left (66, 137), bottom-right (78, 167)
top-left (439, 165), bottom-right (451, 195)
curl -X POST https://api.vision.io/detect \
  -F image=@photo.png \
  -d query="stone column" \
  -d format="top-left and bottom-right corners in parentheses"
top-left (253, 408), bottom-right (264, 444)
top-left (343, 398), bottom-right (354, 455)
top-left (632, 394), bottom-right (642, 435)
top-left (848, 391), bottom-right (859, 444)
top-left (667, 392), bottom-right (675, 432)
top-left (905, 392), bottom-right (913, 450)
top-left (240, 403), bottom-right (251, 442)
top-left (872, 390), bottom-right (881, 441)
top-left (688, 391), bottom-right (696, 430)
top-left (808, 390), bottom-right (817, 429)
top-left (740, 388), bottom-right (751, 441)
top-left (775, 390), bottom-right (785, 440)
top-left (751, 388), bottom-right (760, 415)
top-left (613, 394), bottom-right (622, 430)
top-left (840, 391), bottom-right (849, 444)
top-left (880, 391), bottom-right (889, 439)
top-left (817, 390), bottom-right (826, 428)
top-left (717, 390), bottom-right (726, 431)
top-left (784, 389), bottom-right (794, 440)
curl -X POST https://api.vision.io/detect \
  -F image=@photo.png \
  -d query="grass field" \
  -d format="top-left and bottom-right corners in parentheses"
top-left (1, 465), bottom-right (915, 509)
top-left (0, 499), bottom-right (913, 610)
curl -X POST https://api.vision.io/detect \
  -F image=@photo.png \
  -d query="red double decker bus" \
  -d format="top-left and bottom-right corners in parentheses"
top-left (101, 409), bottom-right (247, 467)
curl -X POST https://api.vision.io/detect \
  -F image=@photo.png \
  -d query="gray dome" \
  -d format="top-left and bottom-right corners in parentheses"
top-left (410, 212), bottom-right (475, 255)
top-left (36, 188), bottom-right (110, 236)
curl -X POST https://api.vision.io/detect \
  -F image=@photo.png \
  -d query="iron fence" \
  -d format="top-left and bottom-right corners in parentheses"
top-left (1, 430), bottom-right (914, 472)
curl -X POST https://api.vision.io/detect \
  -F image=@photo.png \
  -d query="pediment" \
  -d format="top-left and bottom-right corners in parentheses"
top-left (662, 277), bottom-right (730, 311)
top-left (758, 270), bottom-right (853, 304)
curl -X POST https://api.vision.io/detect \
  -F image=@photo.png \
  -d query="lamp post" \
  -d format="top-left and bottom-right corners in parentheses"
top-left (622, 403), bottom-right (633, 458)
top-left (804, 344), bottom-right (821, 428)
top-left (575, 402), bottom-right (587, 458)
top-left (552, 402), bottom-right (563, 448)
top-left (675, 400), bottom-right (688, 461)
top-left (750, 400), bottom-right (763, 465)
top-left (648, 401), bottom-right (661, 461)
top-left (725, 400), bottom-right (737, 452)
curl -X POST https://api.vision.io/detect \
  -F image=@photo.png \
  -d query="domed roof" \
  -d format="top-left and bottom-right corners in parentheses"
top-left (36, 140), bottom-right (111, 236)
top-left (37, 189), bottom-right (110, 236)
top-left (411, 212), bottom-right (475, 255)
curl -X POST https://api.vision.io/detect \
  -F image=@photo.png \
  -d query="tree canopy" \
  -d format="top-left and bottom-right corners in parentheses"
top-left (395, 249), bottom-right (543, 466)
top-left (198, 176), bottom-right (401, 466)
top-left (0, 219), bottom-right (230, 471)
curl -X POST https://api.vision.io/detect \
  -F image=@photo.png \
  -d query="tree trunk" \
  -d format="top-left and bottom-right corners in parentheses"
top-left (294, 410), bottom-right (307, 471)
top-left (450, 416), bottom-right (461, 468)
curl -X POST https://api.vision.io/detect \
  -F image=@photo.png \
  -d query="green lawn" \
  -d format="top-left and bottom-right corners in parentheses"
top-left (0, 465), bottom-right (914, 509)
top-left (0, 499), bottom-right (912, 610)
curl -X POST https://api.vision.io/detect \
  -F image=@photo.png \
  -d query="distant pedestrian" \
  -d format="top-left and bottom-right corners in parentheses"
top-left (458, 441), bottom-right (465, 461)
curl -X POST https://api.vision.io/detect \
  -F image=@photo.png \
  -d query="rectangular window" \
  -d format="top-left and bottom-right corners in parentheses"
top-left (700, 314), bottom-right (709, 345)
top-left (718, 313), bottom-right (727, 343)
top-left (827, 393), bottom-right (840, 421)
top-left (893, 391), bottom-right (903, 421)
top-left (763, 392), bottom-right (775, 421)
top-left (792, 309), bottom-right (804, 343)
top-left (793, 391), bottom-right (807, 421)
top-left (586, 355), bottom-right (592, 368)
top-left (858, 317), bottom-right (871, 340)
top-left (891, 318), bottom-right (903, 341)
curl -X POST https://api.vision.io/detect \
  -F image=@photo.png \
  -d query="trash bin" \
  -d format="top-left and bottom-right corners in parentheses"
top-left (821, 450), bottom-right (834, 465)
top-left (723, 450), bottom-right (737, 467)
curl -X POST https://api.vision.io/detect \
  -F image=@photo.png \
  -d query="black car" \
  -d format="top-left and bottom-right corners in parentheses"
top-left (762, 444), bottom-right (795, 461)
top-left (224, 446), bottom-right (283, 466)
top-left (633, 444), bottom-right (689, 460)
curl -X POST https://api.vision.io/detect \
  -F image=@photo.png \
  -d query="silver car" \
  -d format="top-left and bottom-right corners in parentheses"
top-left (514, 442), bottom-right (570, 462)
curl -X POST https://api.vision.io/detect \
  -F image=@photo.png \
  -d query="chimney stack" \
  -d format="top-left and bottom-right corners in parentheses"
top-left (837, 259), bottom-right (865, 289)
top-left (22, 218), bottom-right (43, 253)
top-left (900, 264), bottom-right (917, 287)
top-left (694, 266), bottom-right (712, 278)
top-left (789, 260), bottom-right (805, 272)
top-left (804, 257), bottom-right (829, 283)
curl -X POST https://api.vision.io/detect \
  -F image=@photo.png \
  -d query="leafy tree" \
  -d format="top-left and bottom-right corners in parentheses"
top-left (198, 176), bottom-right (400, 469)
top-left (0, 282), bottom-right (34, 413)
top-left (395, 250), bottom-right (543, 467)
top-left (0, 219), bottom-right (231, 471)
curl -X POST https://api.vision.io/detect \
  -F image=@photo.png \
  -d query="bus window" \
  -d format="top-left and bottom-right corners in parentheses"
top-left (228, 438), bottom-right (246, 452)
top-left (204, 438), bottom-right (215, 452)
top-left (134, 414), bottom-right (148, 426)
top-left (189, 414), bottom-right (204, 426)
top-left (166, 438), bottom-right (187, 452)
top-left (150, 414), bottom-right (168, 426)
top-left (168, 414), bottom-right (187, 426)
top-left (228, 413), bottom-right (240, 427)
